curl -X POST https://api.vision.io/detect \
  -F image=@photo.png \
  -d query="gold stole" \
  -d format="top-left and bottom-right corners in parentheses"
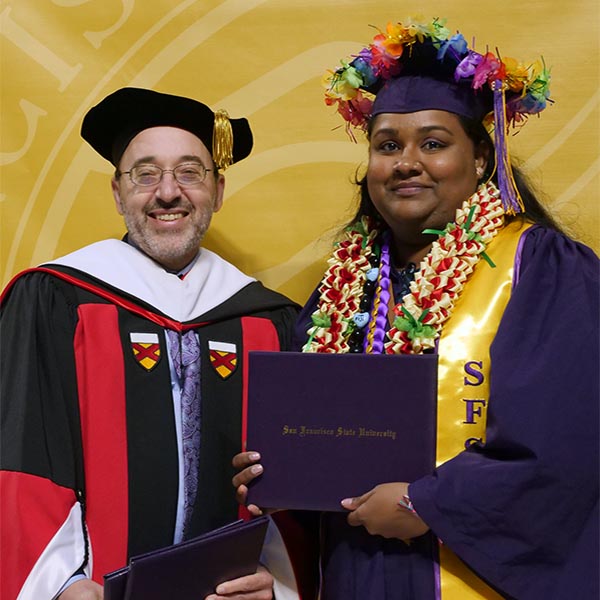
top-left (435, 220), bottom-right (531, 598)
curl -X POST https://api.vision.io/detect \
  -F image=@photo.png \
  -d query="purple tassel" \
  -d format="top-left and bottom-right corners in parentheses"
top-left (493, 79), bottom-right (524, 215)
top-left (365, 234), bottom-right (391, 354)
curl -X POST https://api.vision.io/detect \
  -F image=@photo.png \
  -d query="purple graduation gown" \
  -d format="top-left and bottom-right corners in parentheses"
top-left (293, 225), bottom-right (599, 600)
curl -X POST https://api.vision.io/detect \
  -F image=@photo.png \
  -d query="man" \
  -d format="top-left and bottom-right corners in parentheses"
top-left (1, 88), bottom-right (300, 599)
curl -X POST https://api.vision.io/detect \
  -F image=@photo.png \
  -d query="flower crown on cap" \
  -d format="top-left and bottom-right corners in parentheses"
top-left (322, 16), bottom-right (552, 215)
top-left (323, 16), bottom-right (551, 134)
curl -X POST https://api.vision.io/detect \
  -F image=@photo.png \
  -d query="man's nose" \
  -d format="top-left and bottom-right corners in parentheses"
top-left (155, 170), bottom-right (181, 201)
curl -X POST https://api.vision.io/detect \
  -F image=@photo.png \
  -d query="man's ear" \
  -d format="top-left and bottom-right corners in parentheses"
top-left (111, 177), bottom-right (124, 216)
top-left (213, 173), bottom-right (225, 213)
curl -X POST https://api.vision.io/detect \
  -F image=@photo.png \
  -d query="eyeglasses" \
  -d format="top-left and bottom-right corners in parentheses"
top-left (118, 163), bottom-right (213, 187)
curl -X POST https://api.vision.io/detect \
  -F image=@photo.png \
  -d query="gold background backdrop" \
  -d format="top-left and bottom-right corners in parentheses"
top-left (2, 0), bottom-right (598, 303)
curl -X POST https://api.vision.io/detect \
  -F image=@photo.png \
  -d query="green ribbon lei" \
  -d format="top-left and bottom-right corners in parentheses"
top-left (305, 311), bottom-right (332, 346)
top-left (393, 307), bottom-right (436, 342)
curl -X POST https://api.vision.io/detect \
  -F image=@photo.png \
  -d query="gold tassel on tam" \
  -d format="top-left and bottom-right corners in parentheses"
top-left (212, 109), bottom-right (234, 170)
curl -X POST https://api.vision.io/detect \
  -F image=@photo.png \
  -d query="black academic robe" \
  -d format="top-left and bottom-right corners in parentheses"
top-left (0, 240), bottom-right (299, 599)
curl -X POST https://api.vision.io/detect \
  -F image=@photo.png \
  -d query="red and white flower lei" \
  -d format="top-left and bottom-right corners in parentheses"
top-left (303, 182), bottom-right (506, 354)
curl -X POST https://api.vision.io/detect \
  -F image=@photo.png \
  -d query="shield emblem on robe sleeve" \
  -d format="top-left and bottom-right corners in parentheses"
top-left (208, 340), bottom-right (238, 379)
top-left (130, 332), bottom-right (161, 371)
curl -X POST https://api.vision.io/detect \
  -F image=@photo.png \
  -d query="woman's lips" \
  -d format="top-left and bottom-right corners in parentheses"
top-left (389, 182), bottom-right (429, 197)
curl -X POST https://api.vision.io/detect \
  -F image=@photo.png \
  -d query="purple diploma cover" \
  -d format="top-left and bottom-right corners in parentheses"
top-left (246, 352), bottom-right (438, 511)
top-left (103, 517), bottom-right (268, 600)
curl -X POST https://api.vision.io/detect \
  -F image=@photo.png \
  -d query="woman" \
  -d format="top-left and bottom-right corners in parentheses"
top-left (234, 17), bottom-right (598, 599)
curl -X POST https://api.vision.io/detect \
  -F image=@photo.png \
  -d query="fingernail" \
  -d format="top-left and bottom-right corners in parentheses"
top-left (251, 464), bottom-right (263, 475)
top-left (341, 498), bottom-right (352, 508)
top-left (249, 452), bottom-right (261, 460)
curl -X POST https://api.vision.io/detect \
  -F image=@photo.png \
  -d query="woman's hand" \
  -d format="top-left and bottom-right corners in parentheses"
top-left (231, 451), bottom-right (265, 517)
top-left (341, 482), bottom-right (429, 540)
top-left (205, 565), bottom-right (273, 600)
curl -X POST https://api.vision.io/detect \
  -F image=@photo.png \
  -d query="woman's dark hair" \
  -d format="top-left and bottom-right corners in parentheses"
top-left (347, 113), bottom-right (566, 234)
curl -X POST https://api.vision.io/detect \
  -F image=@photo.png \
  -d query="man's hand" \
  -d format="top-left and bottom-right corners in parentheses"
top-left (205, 566), bottom-right (273, 600)
top-left (57, 579), bottom-right (103, 599)
top-left (341, 482), bottom-right (429, 540)
top-left (231, 451), bottom-right (265, 517)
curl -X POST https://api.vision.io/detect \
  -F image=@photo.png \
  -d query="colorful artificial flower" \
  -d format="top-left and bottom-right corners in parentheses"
top-left (437, 33), bottom-right (468, 62)
top-left (369, 42), bottom-right (402, 79)
top-left (377, 22), bottom-right (406, 57)
top-left (502, 57), bottom-right (531, 92)
top-left (352, 57), bottom-right (378, 87)
top-left (472, 52), bottom-right (506, 90)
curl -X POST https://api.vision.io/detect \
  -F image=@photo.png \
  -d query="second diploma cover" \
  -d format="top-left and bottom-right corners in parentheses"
top-left (246, 352), bottom-right (438, 511)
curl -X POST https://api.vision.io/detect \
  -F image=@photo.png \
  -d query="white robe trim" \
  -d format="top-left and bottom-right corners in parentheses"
top-left (261, 516), bottom-right (301, 600)
top-left (48, 240), bottom-right (255, 322)
top-left (18, 502), bottom-right (91, 600)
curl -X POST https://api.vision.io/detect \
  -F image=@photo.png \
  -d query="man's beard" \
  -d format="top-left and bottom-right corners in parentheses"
top-left (122, 203), bottom-right (214, 268)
